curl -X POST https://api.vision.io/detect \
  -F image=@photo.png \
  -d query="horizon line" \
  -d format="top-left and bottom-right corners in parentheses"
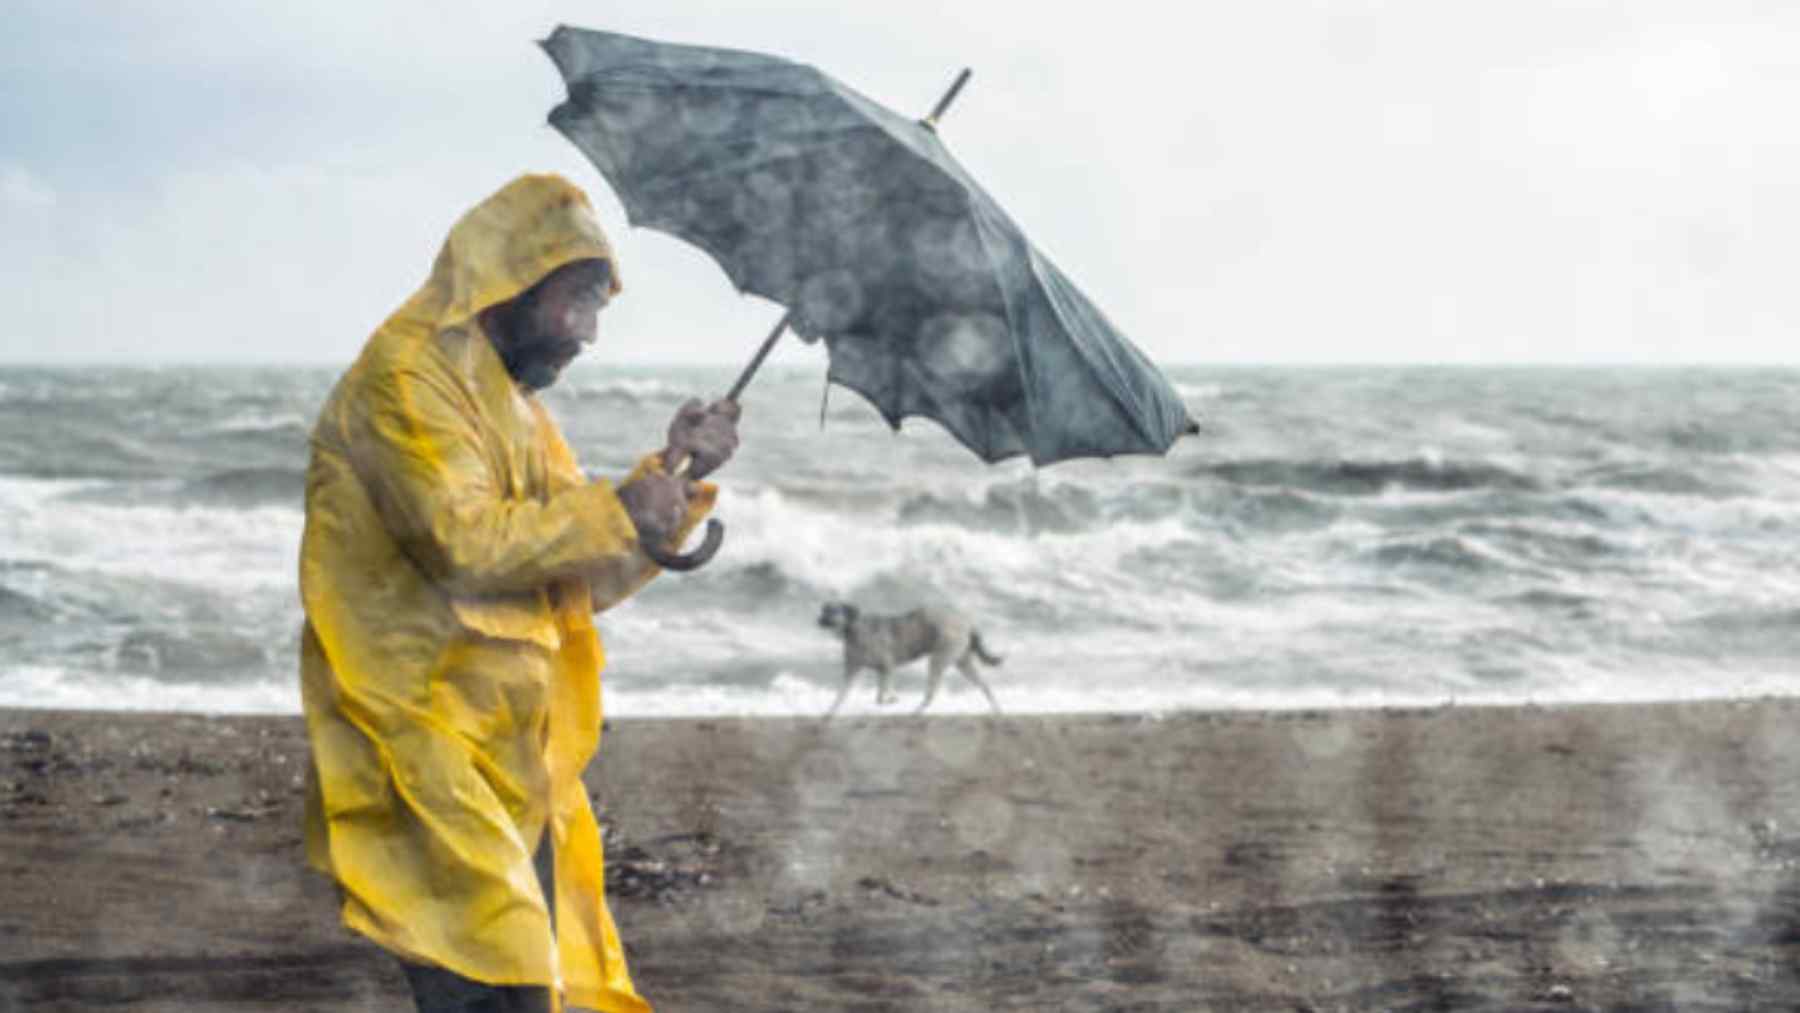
top-left (0, 359), bottom-right (1797, 371)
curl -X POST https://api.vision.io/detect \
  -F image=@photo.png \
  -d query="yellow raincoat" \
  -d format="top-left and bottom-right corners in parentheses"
top-left (299, 174), bottom-right (709, 1012)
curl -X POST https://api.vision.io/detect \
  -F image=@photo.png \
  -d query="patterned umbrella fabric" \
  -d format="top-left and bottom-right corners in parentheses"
top-left (542, 25), bottom-right (1197, 466)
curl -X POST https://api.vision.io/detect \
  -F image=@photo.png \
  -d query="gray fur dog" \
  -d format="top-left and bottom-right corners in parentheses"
top-left (817, 601), bottom-right (1004, 718)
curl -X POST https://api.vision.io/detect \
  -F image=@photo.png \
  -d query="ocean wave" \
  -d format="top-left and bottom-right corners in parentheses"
top-left (1659, 421), bottom-right (1765, 455)
top-left (1118, 539), bottom-right (1268, 601)
top-left (889, 466), bottom-right (1580, 544)
top-left (0, 555), bottom-right (137, 627)
top-left (893, 478), bottom-right (1317, 537)
top-left (11, 364), bottom-right (1800, 718)
top-left (897, 482), bottom-right (1102, 535)
top-left (0, 420), bottom-right (172, 480)
top-left (1, 476), bottom-right (302, 595)
top-left (666, 485), bottom-right (1203, 631)
top-left (0, 583), bottom-right (57, 627)
top-left (1352, 489), bottom-right (1614, 533)
top-left (1364, 535), bottom-right (1515, 575)
top-left (54, 468), bottom-right (308, 510)
top-left (566, 377), bottom-right (692, 403)
top-left (710, 559), bottom-right (812, 602)
top-left (205, 412), bottom-right (310, 438)
top-left (1456, 521), bottom-right (1625, 566)
top-left (638, 558), bottom-right (832, 618)
top-left (1200, 486), bottom-right (1342, 535)
top-left (1680, 606), bottom-right (1800, 634)
top-left (0, 557), bottom-right (57, 576)
top-left (0, 665), bottom-right (300, 714)
top-left (1198, 456), bottom-right (1541, 496)
top-left (1575, 463), bottom-right (1743, 499)
top-left (1657, 607), bottom-right (1800, 661)
top-left (114, 628), bottom-right (281, 682)
top-left (172, 468), bottom-right (307, 508)
top-left (1175, 381), bottom-right (1222, 428)
top-left (1494, 588), bottom-right (1600, 612)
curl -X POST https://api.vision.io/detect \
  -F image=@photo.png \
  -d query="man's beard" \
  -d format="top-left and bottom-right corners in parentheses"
top-left (497, 322), bottom-right (579, 392)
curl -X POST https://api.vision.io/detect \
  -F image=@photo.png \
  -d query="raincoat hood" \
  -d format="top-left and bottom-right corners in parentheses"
top-left (299, 173), bottom-right (708, 1013)
top-left (409, 172), bottom-right (624, 334)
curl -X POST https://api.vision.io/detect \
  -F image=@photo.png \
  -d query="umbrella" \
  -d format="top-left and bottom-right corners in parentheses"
top-left (541, 26), bottom-right (1198, 568)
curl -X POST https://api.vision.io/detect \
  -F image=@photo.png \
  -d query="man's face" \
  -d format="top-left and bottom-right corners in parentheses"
top-left (494, 259), bottom-right (611, 391)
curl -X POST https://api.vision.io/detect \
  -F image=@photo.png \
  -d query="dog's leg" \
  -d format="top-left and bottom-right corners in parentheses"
top-left (916, 654), bottom-right (951, 714)
top-left (957, 654), bottom-right (1003, 715)
top-left (825, 664), bottom-right (861, 720)
top-left (876, 663), bottom-right (898, 705)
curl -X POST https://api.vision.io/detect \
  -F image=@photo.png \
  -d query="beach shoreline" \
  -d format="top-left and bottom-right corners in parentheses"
top-left (5, 698), bottom-right (1800, 1010)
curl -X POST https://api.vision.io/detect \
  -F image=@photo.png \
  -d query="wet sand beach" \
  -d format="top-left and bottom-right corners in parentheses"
top-left (5, 699), bottom-right (1800, 1011)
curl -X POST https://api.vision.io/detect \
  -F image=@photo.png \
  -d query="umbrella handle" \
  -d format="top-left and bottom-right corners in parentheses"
top-left (642, 518), bottom-right (725, 572)
top-left (639, 452), bottom-right (726, 572)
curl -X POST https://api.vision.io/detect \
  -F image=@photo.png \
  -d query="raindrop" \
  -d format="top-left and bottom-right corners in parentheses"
top-left (1013, 832), bottom-right (1073, 895)
top-left (783, 824), bottom-right (845, 889)
top-left (915, 313), bottom-right (1010, 394)
top-left (678, 88), bottom-right (741, 137)
top-left (919, 719), bottom-right (983, 768)
top-left (911, 217), bottom-right (990, 303)
top-left (600, 88), bottom-right (690, 171)
top-left (1296, 719), bottom-right (1354, 761)
top-left (948, 789), bottom-right (1015, 852)
top-left (765, 94), bottom-right (820, 140)
top-left (736, 234), bottom-right (799, 298)
top-left (732, 170), bottom-right (796, 235)
top-left (593, 86), bottom-right (662, 133)
top-left (794, 744), bottom-right (850, 792)
top-left (840, 215), bottom-right (895, 268)
top-left (797, 269), bottom-right (866, 334)
top-left (704, 891), bottom-right (768, 936)
top-left (810, 163), bottom-right (881, 231)
top-left (820, 329), bottom-right (890, 372)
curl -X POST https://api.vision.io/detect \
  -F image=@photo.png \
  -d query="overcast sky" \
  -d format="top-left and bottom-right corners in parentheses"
top-left (2, 1), bottom-right (1796, 367)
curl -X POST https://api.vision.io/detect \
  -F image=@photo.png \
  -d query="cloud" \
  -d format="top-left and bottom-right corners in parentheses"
top-left (2, 2), bottom-right (1799, 364)
top-left (0, 164), bottom-right (55, 212)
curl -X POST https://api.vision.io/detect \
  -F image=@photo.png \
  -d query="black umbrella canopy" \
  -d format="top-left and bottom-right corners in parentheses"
top-left (542, 25), bottom-right (1196, 467)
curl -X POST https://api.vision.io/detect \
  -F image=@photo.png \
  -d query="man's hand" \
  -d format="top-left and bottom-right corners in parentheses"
top-left (615, 471), bottom-right (688, 548)
top-left (663, 398), bottom-right (740, 479)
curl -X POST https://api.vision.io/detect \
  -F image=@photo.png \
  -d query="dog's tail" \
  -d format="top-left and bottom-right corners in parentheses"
top-left (970, 631), bottom-right (1003, 666)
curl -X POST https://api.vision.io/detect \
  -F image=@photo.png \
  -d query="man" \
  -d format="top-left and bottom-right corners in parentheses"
top-left (298, 174), bottom-right (736, 1013)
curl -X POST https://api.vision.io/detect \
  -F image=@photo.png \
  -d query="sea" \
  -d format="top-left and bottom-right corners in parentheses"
top-left (2, 363), bottom-right (1799, 718)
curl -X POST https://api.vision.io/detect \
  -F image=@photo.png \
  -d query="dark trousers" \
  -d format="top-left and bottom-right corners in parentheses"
top-left (399, 845), bottom-right (558, 1013)
top-left (399, 961), bottom-right (553, 1013)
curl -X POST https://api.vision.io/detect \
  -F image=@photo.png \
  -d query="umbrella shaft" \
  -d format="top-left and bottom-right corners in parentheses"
top-left (924, 68), bottom-right (972, 128)
top-left (724, 310), bottom-right (793, 402)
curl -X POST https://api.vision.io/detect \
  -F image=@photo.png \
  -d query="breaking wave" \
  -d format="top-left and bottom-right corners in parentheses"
top-left (8, 364), bottom-right (1800, 715)
top-left (1197, 456), bottom-right (1541, 496)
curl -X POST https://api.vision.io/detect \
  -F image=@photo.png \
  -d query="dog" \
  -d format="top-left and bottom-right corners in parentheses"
top-left (817, 601), bottom-right (1004, 718)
